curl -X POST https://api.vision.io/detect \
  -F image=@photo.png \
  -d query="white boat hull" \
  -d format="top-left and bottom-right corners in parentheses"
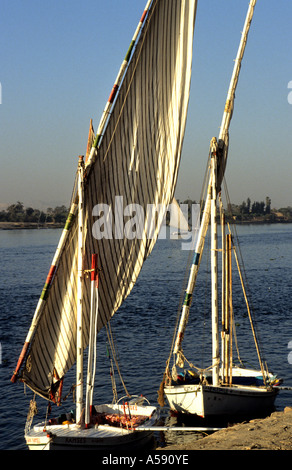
top-left (165, 383), bottom-right (278, 420)
top-left (26, 424), bottom-right (154, 451)
top-left (25, 403), bottom-right (158, 451)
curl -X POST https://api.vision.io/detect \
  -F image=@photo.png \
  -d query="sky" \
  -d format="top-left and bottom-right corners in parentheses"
top-left (1, 0), bottom-right (291, 211)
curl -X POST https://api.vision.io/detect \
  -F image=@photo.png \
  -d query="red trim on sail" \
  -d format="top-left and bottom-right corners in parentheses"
top-left (108, 84), bottom-right (119, 104)
top-left (140, 10), bottom-right (147, 23)
top-left (91, 254), bottom-right (99, 287)
top-left (11, 341), bottom-right (29, 382)
top-left (46, 265), bottom-right (56, 285)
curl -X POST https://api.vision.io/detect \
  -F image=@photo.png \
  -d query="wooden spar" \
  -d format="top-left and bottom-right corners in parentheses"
top-left (224, 234), bottom-right (233, 385)
top-left (11, 199), bottom-right (77, 383)
top-left (173, 140), bottom-right (215, 361)
top-left (220, 197), bottom-right (226, 381)
top-left (224, 234), bottom-right (230, 384)
top-left (217, 0), bottom-right (257, 187)
top-left (223, 234), bottom-right (228, 384)
top-left (171, 2), bottom-right (257, 364)
top-left (76, 156), bottom-right (85, 424)
top-left (12, 0), bottom-right (154, 380)
top-left (173, 186), bottom-right (211, 360)
top-left (86, 0), bottom-right (152, 169)
top-left (228, 234), bottom-right (233, 385)
top-left (210, 143), bottom-right (219, 387)
top-left (85, 254), bottom-right (99, 427)
top-left (219, 0), bottom-right (257, 143)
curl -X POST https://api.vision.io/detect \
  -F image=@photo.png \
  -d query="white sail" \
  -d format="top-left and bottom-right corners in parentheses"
top-left (15, 0), bottom-right (198, 401)
top-left (169, 198), bottom-right (190, 233)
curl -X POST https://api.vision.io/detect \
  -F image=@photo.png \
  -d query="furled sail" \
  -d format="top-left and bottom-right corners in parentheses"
top-left (13, 0), bottom-right (198, 401)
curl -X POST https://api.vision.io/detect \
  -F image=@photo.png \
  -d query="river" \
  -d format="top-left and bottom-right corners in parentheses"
top-left (0, 224), bottom-right (291, 450)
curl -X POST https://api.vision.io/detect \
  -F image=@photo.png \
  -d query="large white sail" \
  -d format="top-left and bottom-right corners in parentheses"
top-left (14, 0), bottom-right (198, 401)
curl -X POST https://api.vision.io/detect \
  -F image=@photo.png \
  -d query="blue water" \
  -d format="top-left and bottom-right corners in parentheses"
top-left (0, 224), bottom-right (292, 450)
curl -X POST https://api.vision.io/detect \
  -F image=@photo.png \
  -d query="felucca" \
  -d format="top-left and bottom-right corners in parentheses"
top-left (159, 0), bottom-right (281, 423)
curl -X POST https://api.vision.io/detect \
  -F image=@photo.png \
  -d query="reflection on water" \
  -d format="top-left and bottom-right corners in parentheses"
top-left (154, 411), bottom-right (208, 448)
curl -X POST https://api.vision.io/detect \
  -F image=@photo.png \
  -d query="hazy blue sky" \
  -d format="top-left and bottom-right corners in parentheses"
top-left (1, 0), bottom-right (291, 210)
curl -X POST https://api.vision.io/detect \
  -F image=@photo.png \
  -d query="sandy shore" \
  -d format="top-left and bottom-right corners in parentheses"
top-left (156, 407), bottom-right (292, 451)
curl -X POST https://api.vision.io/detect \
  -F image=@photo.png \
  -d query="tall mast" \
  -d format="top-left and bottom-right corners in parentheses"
top-left (172, 0), bottom-right (257, 366)
top-left (11, 1), bottom-right (153, 387)
top-left (85, 254), bottom-right (99, 427)
top-left (226, 234), bottom-right (233, 384)
top-left (76, 156), bottom-right (85, 424)
top-left (217, 0), bottom-right (257, 187)
top-left (173, 177), bottom-right (211, 363)
top-left (220, 196), bottom-right (226, 380)
top-left (210, 144), bottom-right (219, 386)
top-left (219, 0), bottom-right (257, 142)
top-left (86, 0), bottom-right (152, 170)
top-left (222, 232), bottom-right (233, 384)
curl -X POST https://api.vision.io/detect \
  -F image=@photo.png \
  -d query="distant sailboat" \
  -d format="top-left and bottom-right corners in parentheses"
top-left (170, 198), bottom-right (191, 239)
top-left (159, 0), bottom-right (281, 423)
top-left (11, 0), bottom-right (198, 450)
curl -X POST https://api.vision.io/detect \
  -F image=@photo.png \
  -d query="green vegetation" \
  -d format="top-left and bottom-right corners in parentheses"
top-left (178, 196), bottom-right (292, 224)
top-left (0, 197), bottom-right (291, 229)
top-left (226, 197), bottom-right (292, 223)
top-left (0, 201), bottom-right (68, 225)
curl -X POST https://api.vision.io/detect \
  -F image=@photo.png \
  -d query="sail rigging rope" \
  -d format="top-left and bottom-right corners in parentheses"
top-left (174, 351), bottom-right (220, 379)
top-left (163, 171), bottom-right (270, 387)
top-left (164, 150), bottom-right (214, 378)
top-left (105, 322), bottom-right (130, 398)
top-left (223, 177), bottom-right (269, 382)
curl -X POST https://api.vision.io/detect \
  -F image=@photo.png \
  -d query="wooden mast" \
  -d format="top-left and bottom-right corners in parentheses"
top-left (223, 234), bottom-right (233, 385)
top-left (217, 0), bottom-right (257, 185)
top-left (171, 0), bottom-right (257, 369)
top-left (76, 155), bottom-right (85, 424)
top-left (220, 197), bottom-right (226, 382)
top-left (85, 254), bottom-right (99, 427)
top-left (86, 0), bottom-right (152, 170)
top-left (211, 141), bottom-right (220, 386)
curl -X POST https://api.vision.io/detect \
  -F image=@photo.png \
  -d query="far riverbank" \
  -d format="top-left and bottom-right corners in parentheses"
top-left (0, 220), bottom-right (291, 231)
top-left (0, 222), bottom-right (64, 230)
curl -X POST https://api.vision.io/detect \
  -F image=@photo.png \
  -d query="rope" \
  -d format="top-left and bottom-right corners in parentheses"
top-left (165, 244), bottom-right (194, 372)
top-left (223, 178), bottom-right (269, 383)
top-left (105, 322), bottom-right (130, 398)
top-left (25, 395), bottom-right (38, 434)
top-left (179, 352), bottom-right (220, 376)
top-left (164, 149), bottom-right (213, 376)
